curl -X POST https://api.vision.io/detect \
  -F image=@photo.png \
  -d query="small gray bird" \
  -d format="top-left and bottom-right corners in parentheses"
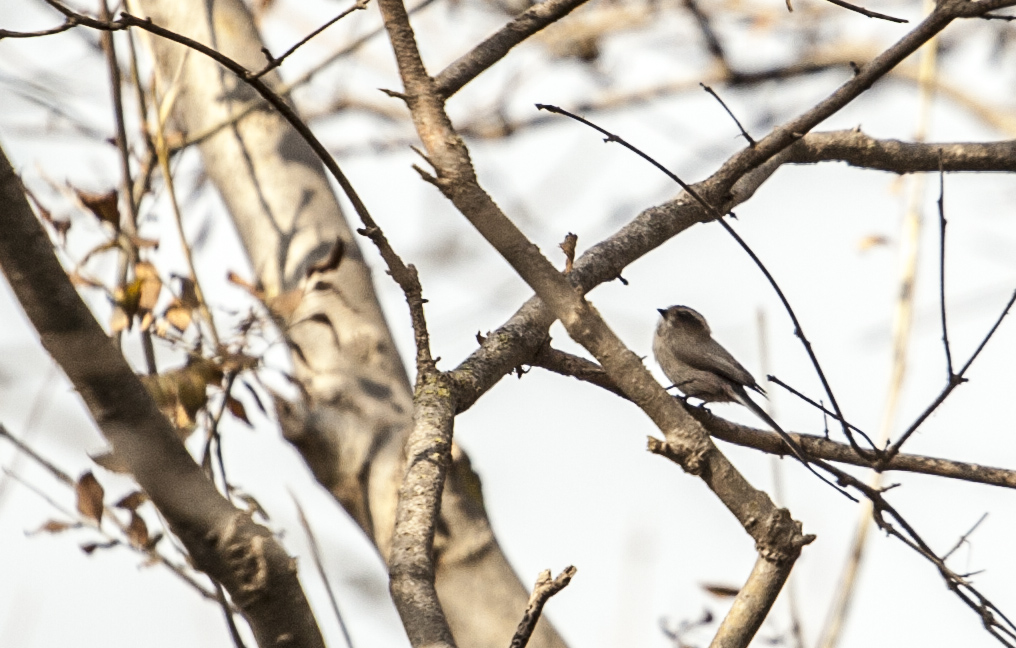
top-left (653, 305), bottom-right (809, 465)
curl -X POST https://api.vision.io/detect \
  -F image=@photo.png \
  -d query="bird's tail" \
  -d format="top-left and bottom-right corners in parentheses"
top-left (732, 387), bottom-right (852, 498)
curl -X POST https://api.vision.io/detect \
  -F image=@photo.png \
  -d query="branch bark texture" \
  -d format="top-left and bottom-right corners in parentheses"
top-left (127, 1), bottom-right (564, 646)
top-left (376, 0), bottom-right (816, 644)
top-left (0, 144), bottom-right (325, 648)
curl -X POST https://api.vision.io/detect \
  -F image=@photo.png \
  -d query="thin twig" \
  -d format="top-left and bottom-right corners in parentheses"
top-left (201, 372), bottom-right (238, 499)
top-left (124, 26), bottom-right (151, 213)
top-left (937, 153), bottom-right (954, 377)
top-left (433, 0), bottom-right (591, 98)
top-left (99, 0), bottom-right (157, 374)
top-left (291, 492), bottom-right (355, 648)
top-left (0, 424), bottom-right (221, 602)
top-left (535, 103), bottom-right (869, 457)
top-left (168, 0), bottom-right (439, 152)
top-left (767, 376), bottom-right (874, 448)
top-left (942, 512), bottom-right (988, 561)
top-left (701, 83), bottom-right (754, 146)
top-left (150, 74), bottom-right (221, 348)
top-left (889, 288), bottom-right (1016, 457)
top-left (509, 567), bottom-right (577, 648)
top-left (0, 423), bottom-right (73, 483)
top-left (682, 0), bottom-right (729, 71)
top-left (0, 17), bottom-right (82, 38)
top-left (820, 0), bottom-right (907, 23)
top-left (527, 350), bottom-right (1016, 488)
top-left (214, 581), bottom-right (249, 648)
top-left (817, 462), bottom-right (1016, 645)
top-left (104, 11), bottom-right (383, 281)
top-left (252, 0), bottom-right (371, 79)
top-left (718, 217), bottom-right (869, 455)
top-left (355, 226), bottom-right (434, 372)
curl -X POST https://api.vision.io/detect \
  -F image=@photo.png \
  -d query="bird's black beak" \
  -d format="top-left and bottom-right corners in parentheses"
top-left (657, 308), bottom-right (667, 317)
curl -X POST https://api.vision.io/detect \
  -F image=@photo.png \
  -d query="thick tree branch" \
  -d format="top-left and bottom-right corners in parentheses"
top-left (29, 2), bottom-right (559, 645)
top-left (447, 1), bottom-right (1016, 419)
top-left (0, 146), bottom-right (324, 648)
top-left (434, 0), bottom-right (590, 98)
top-left (389, 370), bottom-right (458, 648)
top-left (533, 347), bottom-right (1016, 488)
top-left (707, 555), bottom-right (794, 648)
top-left (710, 0), bottom-right (1016, 195)
top-left (378, 2), bottom-right (814, 645)
top-left (787, 131), bottom-right (1016, 172)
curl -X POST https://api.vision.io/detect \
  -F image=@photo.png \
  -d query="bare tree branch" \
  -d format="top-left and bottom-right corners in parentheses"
top-left (510, 568), bottom-right (577, 648)
top-left (0, 145), bottom-right (325, 648)
top-left (787, 130), bottom-right (1016, 172)
top-left (377, 1), bottom-right (816, 645)
top-left (531, 347), bottom-right (1016, 489)
top-left (434, 0), bottom-right (591, 98)
top-left (707, 555), bottom-right (794, 648)
top-left (389, 372), bottom-right (457, 648)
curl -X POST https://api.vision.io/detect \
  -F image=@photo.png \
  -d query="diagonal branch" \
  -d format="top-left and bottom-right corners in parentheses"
top-left (710, 0), bottom-right (1016, 194)
top-left (377, 2), bottom-right (815, 646)
top-left (0, 145), bottom-right (325, 648)
top-left (433, 0), bottom-right (591, 98)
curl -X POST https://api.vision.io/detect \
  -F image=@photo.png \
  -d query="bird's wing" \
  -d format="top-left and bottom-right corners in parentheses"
top-left (678, 337), bottom-right (760, 389)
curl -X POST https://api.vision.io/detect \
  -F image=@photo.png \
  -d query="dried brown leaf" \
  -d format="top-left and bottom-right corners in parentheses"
top-left (109, 305), bottom-right (131, 334)
top-left (90, 450), bottom-right (130, 474)
top-left (80, 540), bottom-right (118, 555)
top-left (115, 491), bottom-right (147, 511)
top-left (126, 512), bottom-right (150, 549)
top-left (75, 471), bottom-right (105, 525)
top-left (141, 358), bottom-right (224, 437)
top-left (225, 395), bottom-right (252, 427)
top-left (173, 400), bottom-right (195, 430)
top-left (134, 261), bottom-right (162, 314)
top-left (701, 583), bottom-right (741, 598)
top-left (112, 275), bottom-right (145, 332)
top-left (76, 189), bottom-right (120, 229)
top-left (176, 276), bottom-right (200, 308)
top-left (68, 270), bottom-right (105, 289)
top-left (33, 519), bottom-right (75, 534)
top-left (227, 271), bottom-right (262, 299)
top-left (164, 300), bottom-right (193, 331)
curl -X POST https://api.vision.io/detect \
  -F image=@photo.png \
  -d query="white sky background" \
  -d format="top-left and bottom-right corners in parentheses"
top-left (1, 0), bottom-right (1016, 647)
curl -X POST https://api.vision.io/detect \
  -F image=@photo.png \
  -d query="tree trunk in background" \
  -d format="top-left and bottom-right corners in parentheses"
top-left (129, 2), bottom-right (566, 647)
